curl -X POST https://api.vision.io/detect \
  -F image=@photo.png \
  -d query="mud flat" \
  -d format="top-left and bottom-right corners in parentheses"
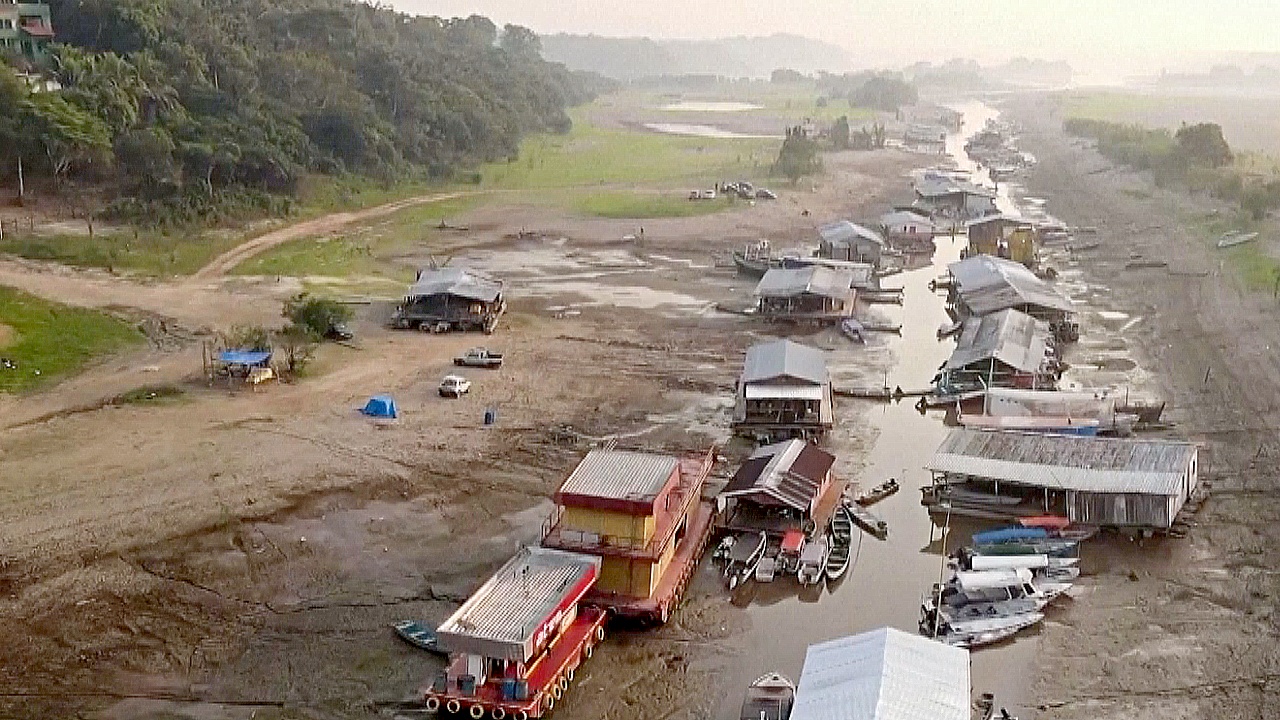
top-left (1005, 92), bottom-right (1280, 720)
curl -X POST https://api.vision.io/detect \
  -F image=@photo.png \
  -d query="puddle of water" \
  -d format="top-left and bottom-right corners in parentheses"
top-left (643, 123), bottom-right (782, 140)
top-left (660, 101), bottom-right (764, 112)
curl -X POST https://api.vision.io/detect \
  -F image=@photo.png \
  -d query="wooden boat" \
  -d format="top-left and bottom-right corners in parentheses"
top-left (923, 596), bottom-right (1046, 624)
top-left (855, 478), bottom-right (899, 506)
top-left (733, 240), bottom-right (781, 278)
top-left (825, 506), bottom-right (854, 581)
top-left (725, 531), bottom-right (768, 590)
top-left (1217, 231), bottom-right (1258, 249)
top-left (974, 538), bottom-right (1078, 558)
top-left (923, 484), bottom-right (1024, 507)
top-left (846, 501), bottom-right (888, 540)
top-left (739, 672), bottom-right (795, 720)
top-left (393, 620), bottom-right (447, 656)
top-left (796, 535), bottom-right (829, 586)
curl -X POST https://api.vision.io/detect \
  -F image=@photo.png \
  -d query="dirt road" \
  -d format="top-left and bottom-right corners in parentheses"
top-left (189, 191), bottom-right (476, 280)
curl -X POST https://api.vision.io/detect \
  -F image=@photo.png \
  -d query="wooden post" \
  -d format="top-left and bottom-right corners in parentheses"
top-left (16, 157), bottom-right (23, 200)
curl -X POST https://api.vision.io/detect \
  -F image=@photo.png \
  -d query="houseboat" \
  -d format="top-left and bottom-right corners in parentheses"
top-left (424, 546), bottom-right (607, 719)
top-left (541, 447), bottom-right (716, 623)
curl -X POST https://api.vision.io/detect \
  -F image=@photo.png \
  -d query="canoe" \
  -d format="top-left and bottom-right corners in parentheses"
top-left (393, 621), bottom-right (447, 656)
top-left (1019, 515), bottom-right (1071, 531)
top-left (740, 672), bottom-right (795, 720)
top-left (825, 505), bottom-right (854, 581)
top-left (846, 501), bottom-right (889, 540)
top-left (856, 478), bottom-right (900, 506)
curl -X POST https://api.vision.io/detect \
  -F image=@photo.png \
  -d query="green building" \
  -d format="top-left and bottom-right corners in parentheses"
top-left (0, 1), bottom-right (55, 63)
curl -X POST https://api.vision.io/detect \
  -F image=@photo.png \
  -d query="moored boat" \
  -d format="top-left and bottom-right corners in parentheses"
top-left (973, 538), bottom-right (1079, 557)
top-left (796, 535), bottom-right (830, 586)
top-left (725, 531), bottom-right (768, 590)
top-left (733, 240), bottom-right (780, 278)
top-left (846, 500), bottom-right (889, 540)
top-left (739, 672), bottom-right (795, 720)
top-left (825, 505), bottom-right (854, 581)
top-left (959, 413), bottom-right (1101, 436)
top-left (393, 620), bottom-right (447, 656)
top-left (924, 611), bottom-right (1045, 648)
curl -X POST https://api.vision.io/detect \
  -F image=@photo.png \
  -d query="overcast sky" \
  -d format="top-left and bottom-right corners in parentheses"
top-left (390, 0), bottom-right (1280, 80)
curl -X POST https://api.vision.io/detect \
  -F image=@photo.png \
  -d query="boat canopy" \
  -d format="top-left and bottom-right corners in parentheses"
top-left (953, 569), bottom-right (1033, 591)
top-left (968, 554), bottom-right (1050, 572)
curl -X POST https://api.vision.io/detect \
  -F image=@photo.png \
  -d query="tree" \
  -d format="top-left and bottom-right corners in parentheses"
top-left (115, 127), bottom-right (176, 195)
top-left (770, 68), bottom-right (806, 84)
top-left (773, 126), bottom-right (822, 183)
top-left (283, 293), bottom-right (353, 341)
top-left (831, 116), bottom-right (850, 150)
top-left (1175, 122), bottom-right (1232, 168)
top-left (500, 24), bottom-right (541, 59)
top-left (849, 73), bottom-right (918, 111)
top-left (21, 91), bottom-right (113, 183)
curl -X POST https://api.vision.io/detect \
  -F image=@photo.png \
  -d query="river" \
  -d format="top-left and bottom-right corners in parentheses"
top-left (706, 99), bottom-right (1041, 718)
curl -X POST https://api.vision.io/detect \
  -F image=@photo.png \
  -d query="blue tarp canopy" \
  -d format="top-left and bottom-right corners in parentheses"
top-left (973, 527), bottom-right (1049, 545)
top-left (362, 395), bottom-right (398, 418)
top-left (219, 350), bottom-right (272, 366)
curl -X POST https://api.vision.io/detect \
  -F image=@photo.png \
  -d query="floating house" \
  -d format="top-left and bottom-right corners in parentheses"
top-left (914, 177), bottom-right (998, 220)
top-left (755, 266), bottom-right (856, 319)
top-left (946, 254), bottom-right (1075, 333)
top-left (817, 220), bottom-right (887, 267)
top-left (540, 447), bottom-right (716, 623)
top-left (790, 627), bottom-right (971, 720)
top-left (925, 429), bottom-right (1200, 530)
top-left (732, 339), bottom-right (834, 442)
top-left (939, 309), bottom-right (1058, 393)
top-left (966, 214), bottom-right (1038, 267)
top-left (718, 440), bottom-right (841, 536)
top-left (426, 546), bottom-right (606, 718)
top-left (879, 209), bottom-right (941, 251)
top-left (393, 267), bottom-right (506, 333)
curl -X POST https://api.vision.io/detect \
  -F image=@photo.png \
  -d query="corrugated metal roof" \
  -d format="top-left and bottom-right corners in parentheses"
top-left (436, 547), bottom-right (599, 658)
top-left (945, 309), bottom-right (1052, 374)
top-left (407, 267), bottom-right (503, 303)
top-left (818, 220), bottom-right (887, 247)
top-left (742, 339), bottom-right (828, 386)
top-left (927, 428), bottom-right (1198, 495)
top-left (744, 385), bottom-right (824, 400)
top-left (791, 627), bottom-right (970, 720)
top-left (916, 177), bottom-right (996, 200)
top-left (879, 210), bottom-right (939, 230)
top-left (558, 449), bottom-right (678, 502)
top-left (755, 266), bottom-right (855, 300)
top-left (948, 254), bottom-right (1074, 316)
top-left (720, 440), bottom-right (835, 511)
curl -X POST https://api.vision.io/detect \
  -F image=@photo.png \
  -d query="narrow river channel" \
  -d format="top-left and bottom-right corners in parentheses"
top-left (708, 99), bottom-right (1040, 718)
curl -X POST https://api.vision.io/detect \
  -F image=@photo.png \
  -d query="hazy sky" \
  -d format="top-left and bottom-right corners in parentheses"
top-left (391, 0), bottom-right (1280, 80)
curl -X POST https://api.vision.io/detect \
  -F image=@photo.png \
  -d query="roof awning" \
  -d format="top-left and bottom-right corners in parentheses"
top-left (745, 385), bottom-right (823, 400)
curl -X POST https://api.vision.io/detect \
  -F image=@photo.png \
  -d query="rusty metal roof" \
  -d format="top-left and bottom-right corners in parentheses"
top-left (558, 450), bottom-right (678, 503)
top-left (928, 429), bottom-right (1198, 496)
top-left (721, 440), bottom-right (835, 511)
top-left (945, 309), bottom-right (1052, 374)
top-left (435, 546), bottom-right (599, 661)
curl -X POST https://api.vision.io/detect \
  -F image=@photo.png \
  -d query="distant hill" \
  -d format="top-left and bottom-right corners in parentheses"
top-left (540, 33), bottom-right (850, 81)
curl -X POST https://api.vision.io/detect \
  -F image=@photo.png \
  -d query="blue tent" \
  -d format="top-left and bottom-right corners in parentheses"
top-left (218, 350), bottom-right (272, 366)
top-left (362, 395), bottom-right (398, 418)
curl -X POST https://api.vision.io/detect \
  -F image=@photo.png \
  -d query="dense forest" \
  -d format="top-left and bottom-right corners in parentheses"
top-left (0, 0), bottom-right (609, 224)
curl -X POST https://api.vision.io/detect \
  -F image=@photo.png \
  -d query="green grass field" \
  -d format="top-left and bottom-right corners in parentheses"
top-left (0, 228), bottom-right (247, 277)
top-left (0, 286), bottom-right (144, 392)
top-left (234, 196), bottom-right (483, 279)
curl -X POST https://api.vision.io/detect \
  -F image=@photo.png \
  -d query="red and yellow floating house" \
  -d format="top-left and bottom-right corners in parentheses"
top-left (541, 447), bottom-right (716, 623)
top-left (424, 546), bottom-right (606, 719)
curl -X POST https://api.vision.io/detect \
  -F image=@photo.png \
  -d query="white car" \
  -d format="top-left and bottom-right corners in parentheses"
top-left (438, 375), bottom-right (471, 398)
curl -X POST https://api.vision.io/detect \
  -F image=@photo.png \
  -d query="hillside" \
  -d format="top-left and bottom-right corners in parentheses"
top-left (541, 33), bottom-right (850, 81)
top-left (0, 0), bottom-right (605, 225)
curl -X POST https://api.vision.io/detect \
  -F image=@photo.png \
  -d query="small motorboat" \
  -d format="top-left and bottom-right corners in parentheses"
top-left (923, 611), bottom-right (1045, 648)
top-left (777, 530), bottom-right (806, 575)
top-left (740, 672), bottom-right (795, 720)
top-left (973, 538), bottom-right (1079, 558)
top-left (855, 478), bottom-right (900, 506)
top-left (796, 535), bottom-right (830, 586)
top-left (725, 531), bottom-right (768, 590)
top-left (846, 501), bottom-right (889, 540)
top-left (972, 527), bottom-right (1048, 546)
top-left (755, 554), bottom-right (780, 583)
top-left (393, 621), bottom-right (447, 656)
top-left (825, 505), bottom-right (854, 581)
top-left (921, 595), bottom-right (1046, 624)
top-left (841, 318), bottom-right (866, 344)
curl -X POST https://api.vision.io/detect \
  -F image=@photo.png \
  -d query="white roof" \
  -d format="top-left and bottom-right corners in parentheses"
top-left (954, 568), bottom-right (1033, 591)
top-left (744, 385), bottom-right (824, 400)
top-left (792, 627), bottom-right (970, 720)
top-left (928, 429), bottom-right (1199, 496)
top-left (755, 266), bottom-right (856, 300)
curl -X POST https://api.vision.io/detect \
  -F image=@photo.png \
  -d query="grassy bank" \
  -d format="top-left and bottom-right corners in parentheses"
top-left (0, 286), bottom-right (144, 392)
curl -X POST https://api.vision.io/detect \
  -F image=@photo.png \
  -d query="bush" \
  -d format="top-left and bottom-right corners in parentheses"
top-left (283, 293), bottom-right (353, 341)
